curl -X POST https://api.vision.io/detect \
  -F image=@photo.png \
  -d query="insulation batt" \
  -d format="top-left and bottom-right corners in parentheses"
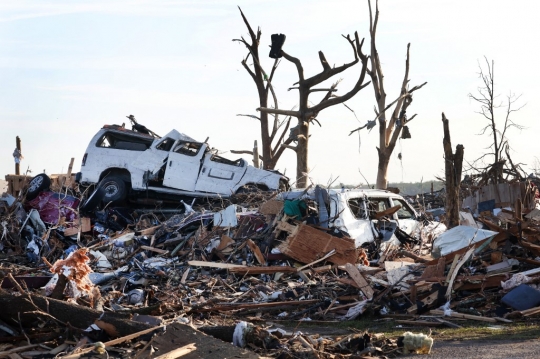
top-left (402, 331), bottom-right (433, 354)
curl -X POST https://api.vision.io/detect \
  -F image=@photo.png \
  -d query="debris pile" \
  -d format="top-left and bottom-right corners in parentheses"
top-left (1, 173), bottom-right (540, 357)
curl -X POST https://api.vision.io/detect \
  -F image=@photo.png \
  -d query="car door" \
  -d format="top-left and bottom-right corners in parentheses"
top-left (333, 193), bottom-right (376, 247)
top-left (194, 153), bottom-right (247, 194)
top-left (390, 197), bottom-right (418, 235)
top-left (163, 141), bottom-right (206, 191)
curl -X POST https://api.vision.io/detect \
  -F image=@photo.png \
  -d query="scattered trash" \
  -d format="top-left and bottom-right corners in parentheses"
top-left (2, 145), bottom-right (540, 358)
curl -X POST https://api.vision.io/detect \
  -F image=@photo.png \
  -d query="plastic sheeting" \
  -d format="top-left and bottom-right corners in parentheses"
top-left (432, 225), bottom-right (498, 258)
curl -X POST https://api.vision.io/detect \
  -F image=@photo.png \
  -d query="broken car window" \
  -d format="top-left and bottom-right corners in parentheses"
top-left (173, 141), bottom-right (202, 156)
top-left (347, 198), bottom-right (367, 219)
top-left (96, 131), bottom-right (152, 151)
top-left (366, 198), bottom-right (390, 219)
top-left (210, 154), bottom-right (243, 167)
top-left (392, 198), bottom-right (416, 219)
top-left (156, 138), bottom-right (175, 151)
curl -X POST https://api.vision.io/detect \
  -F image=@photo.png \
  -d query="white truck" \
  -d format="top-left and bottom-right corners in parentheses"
top-left (75, 124), bottom-right (288, 203)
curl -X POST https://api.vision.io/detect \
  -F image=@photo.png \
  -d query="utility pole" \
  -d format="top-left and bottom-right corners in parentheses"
top-left (15, 136), bottom-right (22, 175)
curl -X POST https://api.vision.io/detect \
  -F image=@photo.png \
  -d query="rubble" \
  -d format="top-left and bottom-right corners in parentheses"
top-left (1, 170), bottom-right (540, 358)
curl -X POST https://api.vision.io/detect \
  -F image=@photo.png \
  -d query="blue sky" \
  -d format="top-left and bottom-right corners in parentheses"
top-left (1, 0), bottom-right (539, 187)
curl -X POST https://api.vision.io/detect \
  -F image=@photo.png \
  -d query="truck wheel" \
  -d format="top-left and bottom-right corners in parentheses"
top-left (26, 173), bottom-right (51, 200)
top-left (98, 176), bottom-right (127, 203)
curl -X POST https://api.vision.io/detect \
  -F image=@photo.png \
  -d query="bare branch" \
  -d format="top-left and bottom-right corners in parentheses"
top-left (281, 144), bottom-right (298, 152)
top-left (281, 50), bottom-right (305, 82)
top-left (318, 51), bottom-right (331, 72)
top-left (236, 114), bottom-right (260, 121)
top-left (257, 107), bottom-right (300, 117)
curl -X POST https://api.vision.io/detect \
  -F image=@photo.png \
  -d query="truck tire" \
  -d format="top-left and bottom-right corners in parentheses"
top-left (26, 173), bottom-right (51, 200)
top-left (98, 175), bottom-right (127, 203)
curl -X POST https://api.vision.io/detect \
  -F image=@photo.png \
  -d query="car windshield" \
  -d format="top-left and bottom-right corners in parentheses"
top-left (173, 141), bottom-right (203, 156)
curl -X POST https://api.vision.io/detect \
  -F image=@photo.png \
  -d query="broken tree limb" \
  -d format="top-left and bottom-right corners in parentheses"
top-left (0, 291), bottom-right (153, 337)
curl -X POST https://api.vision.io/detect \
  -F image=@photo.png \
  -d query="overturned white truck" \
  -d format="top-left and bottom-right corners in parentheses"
top-left (75, 124), bottom-right (288, 203)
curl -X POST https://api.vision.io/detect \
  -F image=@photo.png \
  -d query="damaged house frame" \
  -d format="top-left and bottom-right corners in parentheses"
top-left (74, 124), bottom-right (289, 203)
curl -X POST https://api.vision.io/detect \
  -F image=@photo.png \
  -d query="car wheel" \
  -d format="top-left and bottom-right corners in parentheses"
top-left (26, 173), bottom-right (51, 200)
top-left (80, 186), bottom-right (106, 213)
top-left (98, 176), bottom-right (127, 203)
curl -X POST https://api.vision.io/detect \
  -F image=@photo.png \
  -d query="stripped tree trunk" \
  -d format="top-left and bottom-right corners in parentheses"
top-left (442, 113), bottom-right (464, 228)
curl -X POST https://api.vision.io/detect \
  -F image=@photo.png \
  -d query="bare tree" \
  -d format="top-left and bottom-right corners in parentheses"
top-left (231, 8), bottom-right (294, 171)
top-left (350, 0), bottom-right (427, 189)
top-left (257, 32), bottom-right (370, 188)
top-left (468, 57), bottom-right (525, 184)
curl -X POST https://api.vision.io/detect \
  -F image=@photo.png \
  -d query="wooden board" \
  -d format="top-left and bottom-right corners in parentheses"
top-left (420, 257), bottom-right (446, 279)
top-left (343, 263), bottom-right (374, 299)
top-left (229, 266), bottom-right (297, 275)
top-left (63, 217), bottom-right (92, 236)
top-left (187, 261), bottom-right (243, 269)
top-left (278, 223), bottom-right (357, 266)
top-left (246, 239), bottom-right (266, 265)
top-left (259, 200), bottom-right (283, 215)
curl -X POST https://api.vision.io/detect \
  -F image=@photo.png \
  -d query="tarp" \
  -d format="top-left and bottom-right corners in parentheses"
top-left (432, 225), bottom-right (498, 258)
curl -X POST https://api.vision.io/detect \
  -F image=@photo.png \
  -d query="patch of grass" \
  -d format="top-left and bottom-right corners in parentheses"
top-left (280, 316), bottom-right (540, 342)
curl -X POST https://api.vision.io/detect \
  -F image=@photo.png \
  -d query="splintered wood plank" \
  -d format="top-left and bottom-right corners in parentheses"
top-left (229, 266), bottom-right (297, 275)
top-left (246, 239), bottom-right (266, 265)
top-left (278, 223), bottom-right (357, 265)
top-left (407, 290), bottom-right (440, 314)
top-left (276, 220), bottom-right (299, 235)
top-left (259, 200), bottom-right (284, 215)
top-left (430, 309), bottom-right (497, 323)
top-left (63, 217), bottom-right (92, 236)
top-left (420, 257), bottom-right (446, 279)
top-left (187, 261), bottom-right (243, 269)
top-left (343, 263), bottom-right (374, 300)
top-left (154, 343), bottom-right (197, 358)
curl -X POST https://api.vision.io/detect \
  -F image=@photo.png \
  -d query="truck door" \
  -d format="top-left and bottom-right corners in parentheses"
top-left (163, 141), bottom-right (206, 191)
top-left (194, 153), bottom-right (247, 194)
